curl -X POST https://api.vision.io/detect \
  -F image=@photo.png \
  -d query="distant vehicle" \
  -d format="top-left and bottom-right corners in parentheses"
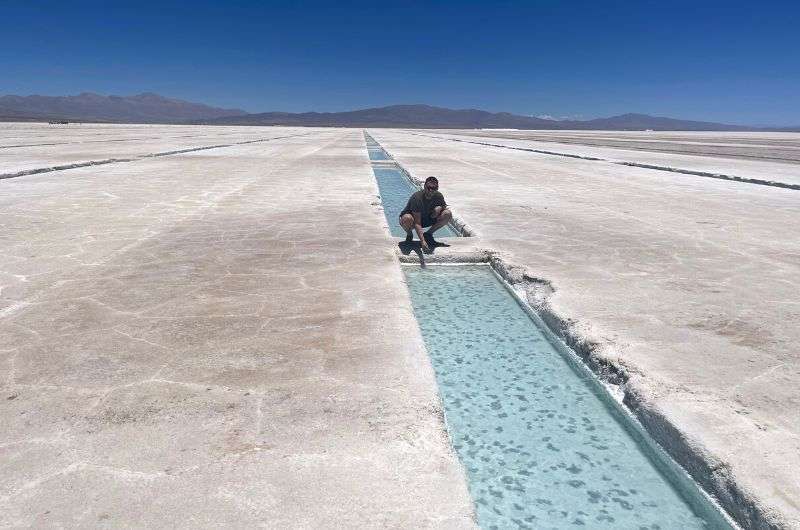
top-left (48, 120), bottom-right (70, 124)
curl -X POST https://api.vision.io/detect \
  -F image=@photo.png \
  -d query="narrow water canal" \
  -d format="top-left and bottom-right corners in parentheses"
top-left (368, 148), bottom-right (391, 161)
top-left (404, 265), bottom-right (732, 529)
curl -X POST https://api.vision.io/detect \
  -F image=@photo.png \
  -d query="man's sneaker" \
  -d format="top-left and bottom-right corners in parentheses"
top-left (405, 231), bottom-right (414, 243)
top-left (423, 231), bottom-right (436, 246)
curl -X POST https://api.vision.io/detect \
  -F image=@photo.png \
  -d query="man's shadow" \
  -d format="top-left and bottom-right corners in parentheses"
top-left (398, 238), bottom-right (450, 263)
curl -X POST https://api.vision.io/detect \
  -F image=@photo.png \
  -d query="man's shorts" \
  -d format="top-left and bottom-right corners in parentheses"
top-left (400, 214), bottom-right (434, 228)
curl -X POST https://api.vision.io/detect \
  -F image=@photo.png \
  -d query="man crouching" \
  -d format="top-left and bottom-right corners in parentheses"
top-left (399, 176), bottom-right (452, 251)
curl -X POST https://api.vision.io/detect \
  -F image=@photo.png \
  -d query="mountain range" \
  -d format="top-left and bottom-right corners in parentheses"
top-left (196, 105), bottom-right (766, 131)
top-left (0, 92), bottom-right (247, 123)
top-left (1, 93), bottom-right (797, 131)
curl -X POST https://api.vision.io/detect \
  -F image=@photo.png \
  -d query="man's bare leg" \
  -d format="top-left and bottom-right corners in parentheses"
top-left (400, 213), bottom-right (429, 250)
top-left (399, 213), bottom-right (415, 242)
top-left (426, 207), bottom-right (453, 235)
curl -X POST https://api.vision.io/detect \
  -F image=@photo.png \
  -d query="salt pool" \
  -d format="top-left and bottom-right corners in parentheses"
top-left (404, 265), bottom-right (732, 529)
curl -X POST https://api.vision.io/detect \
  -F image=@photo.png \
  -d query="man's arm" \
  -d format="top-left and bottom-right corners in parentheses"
top-left (413, 212), bottom-right (428, 248)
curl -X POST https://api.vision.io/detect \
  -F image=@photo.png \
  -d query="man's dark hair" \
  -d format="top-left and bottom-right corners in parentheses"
top-left (425, 176), bottom-right (439, 185)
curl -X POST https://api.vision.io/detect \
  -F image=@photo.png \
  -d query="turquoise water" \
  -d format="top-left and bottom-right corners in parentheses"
top-left (368, 148), bottom-right (390, 160)
top-left (404, 265), bottom-right (732, 530)
top-left (372, 166), bottom-right (457, 238)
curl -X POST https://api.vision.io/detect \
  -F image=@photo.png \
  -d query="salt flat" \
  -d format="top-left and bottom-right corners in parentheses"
top-left (1, 123), bottom-right (798, 529)
top-left (442, 130), bottom-right (800, 162)
top-left (0, 123), bottom-right (312, 176)
top-left (0, 125), bottom-right (475, 528)
top-left (370, 128), bottom-right (800, 529)
top-left (419, 129), bottom-right (800, 188)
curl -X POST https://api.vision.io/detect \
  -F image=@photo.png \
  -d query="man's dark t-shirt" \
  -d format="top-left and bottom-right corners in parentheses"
top-left (400, 190), bottom-right (447, 228)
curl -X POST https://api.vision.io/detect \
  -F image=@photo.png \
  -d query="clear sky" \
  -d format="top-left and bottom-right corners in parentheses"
top-left (3, 0), bottom-right (798, 125)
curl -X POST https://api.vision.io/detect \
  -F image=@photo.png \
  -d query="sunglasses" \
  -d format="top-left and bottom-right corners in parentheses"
top-left (425, 184), bottom-right (438, 191)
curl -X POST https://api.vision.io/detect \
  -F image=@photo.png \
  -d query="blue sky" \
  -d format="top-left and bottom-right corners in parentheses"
top-left (2, 0), bottom-right (798, 125)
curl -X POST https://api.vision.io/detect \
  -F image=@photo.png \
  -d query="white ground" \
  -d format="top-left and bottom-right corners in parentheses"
top-left (420, 130), bottom-right (800, 188)
top-left (1, 123), bottom-right (799, 528)
top-left (0, 124), bottom-right (475, 528)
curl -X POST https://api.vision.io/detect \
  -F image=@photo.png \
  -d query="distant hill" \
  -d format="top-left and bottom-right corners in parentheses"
top-left (0, 92), bottom-right (247, 123)
top-left (2, 95), bottom-right (797, 131)
top-left (575, 113), bottom-right (752, 131)
top-left (199, 105), bottom-right (772, 131)
top-left (199, 104), bottom-right (561, 129)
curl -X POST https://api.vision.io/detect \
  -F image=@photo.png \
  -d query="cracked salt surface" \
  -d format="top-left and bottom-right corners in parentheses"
top-left (405, 265), bottom-right (732, 529)
top-left (0, 128), bottom-right (477, 526)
